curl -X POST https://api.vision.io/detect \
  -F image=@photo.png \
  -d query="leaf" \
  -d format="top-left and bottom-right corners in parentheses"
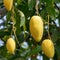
top-left (58, 13), bottom-right (60, 26)
top-left (41, 0), bottom-right (52, 5)
top-left (6, 11), bottom-right (12, 25)
top-left (0, 0), bottom-right (3, 4)
top-left (0, 30), bottom-right (10, 38)
top-left (55, 40), bottom-right (60, 56)
top-left (55, 0), bottom-right (60, 2)
top-left (51, 28), bottom-right (58, 42)
top-left (17, 32), bottom-right (25, 43)
top-left (0, 46), bottom-right (11, 59)
top-left (51, 26), bottom-right (60, 42)
top-left (41, 0), bottom-right (57, 20)
top-left (40, 8), bottom-right (47, 20)
top-left (2, 35), bottom-right (10, 42)
top-left (14, 8), bottom-right (21, 35)
top-left (18, 10), bottom-right (25, 27)
top-left (46, 6), bottom-right (56, 20)
top-left (28, 0), bottom-right (36, 10)
top-left (17, 0), bottom-right (22, 5)
top-left (29, 45), bottom-right (41, 55)
top-left (58, 0), bottom-right (60, 2)
top-left (0, 58), bottom-right (7, 60)
top-left (43, 54), bottom-right (49, 60)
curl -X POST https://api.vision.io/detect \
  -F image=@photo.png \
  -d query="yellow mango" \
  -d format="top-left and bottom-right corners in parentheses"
top-left (6, 38), bottom-right (16, 54)
top-left (41, 39), bottom-right (55, 58)
top-left (29, 16), bottom-right (43, 42)
top-left (3, 0), bottom-right (13, 11)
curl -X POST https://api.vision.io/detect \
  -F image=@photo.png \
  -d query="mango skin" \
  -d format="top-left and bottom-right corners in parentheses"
top-left (41, 39), bottom-right (55, 58)
top-left (6, 38), bottom-right (16, 54)
top-left (3, 0), bottom-right (13, 11)
top-left (30, 16), bottom-right (43, 42)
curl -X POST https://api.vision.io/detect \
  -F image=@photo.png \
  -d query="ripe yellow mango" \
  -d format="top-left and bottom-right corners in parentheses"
top-left (3, 0), bottom-right (13, 11)
top-left (6, 38), bottom-right (16, 54)
top-left (29, 16), bottom-right (43, 42)
top-left (41, 39), bottom-right (55, 58)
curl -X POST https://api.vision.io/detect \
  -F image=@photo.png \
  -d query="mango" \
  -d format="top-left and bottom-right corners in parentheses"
top-left (6, 38), bottom-right (16, 54)
top-left (4, 0), bottom-right (13, 11)
top-left (41, 39), bottom-right (55, 58)
top-left (30, 16), bottom-right (43, 42)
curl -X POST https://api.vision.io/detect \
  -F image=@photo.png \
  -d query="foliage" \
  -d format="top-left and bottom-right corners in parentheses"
top-left (0, 0), bottom-right (60, 60)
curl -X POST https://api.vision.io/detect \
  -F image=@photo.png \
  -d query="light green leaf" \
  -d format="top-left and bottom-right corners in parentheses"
top-left (18, 10), bottom-right (25, 27)
top-left (17, 0), bottom-right (22, 5)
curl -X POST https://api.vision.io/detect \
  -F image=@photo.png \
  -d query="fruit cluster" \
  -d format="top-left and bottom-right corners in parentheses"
top-left (29, 16), bottom-right (54, 58)
top-left (4, 0), bottom-right (55, 59)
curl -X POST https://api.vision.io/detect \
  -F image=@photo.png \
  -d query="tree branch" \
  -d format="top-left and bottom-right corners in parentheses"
top-left (35, 0), bottom-right (39, 15)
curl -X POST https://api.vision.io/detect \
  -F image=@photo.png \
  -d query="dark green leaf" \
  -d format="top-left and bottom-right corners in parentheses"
top-left (43, 54), bottom-right (49, 60)
top-left (29, 45), bottom-right (41, 55)
top-left (55, 40), bottom-right (60, 56)
top-left (28, 0), bottom-right (36, 10)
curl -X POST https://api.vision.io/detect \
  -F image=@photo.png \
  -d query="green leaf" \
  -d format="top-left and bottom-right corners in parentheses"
top-left (58, 13), bottom-right (60, 26)
top-left (41, 0), bottom-right (52, 5)
top-left (17, 0), bottom-right (22, 5)
top-left (46, 6), bottom-right (56, 20)
top-left (55, 0), bottom-right (60, 2)
top-left (0, 0), bottom-right (3, 4)
top-left (2, 35), bottom-right (10, 42)
top-left (18, 10), bottom-right (25, 27)
top-left (14, 8), bottom-right (21, 35)
top-left (58, 0), bottom-right (60, 2)
top-left (0, 46), bottom-right (11, 59)
top-left (40, 8), bottom-right (47, 20)
top-left (51, 28), bottom-right (58, 42)
top-left (0, 58), bottom-right (7, 60)
top-left (17, 32), bottom-right (25, 43)
top-left (29, 45), bottom-right (41, 55)
top-left (6, 11), bottom-right (12, 25)
top-left (55, 40), bottom-right (60, 56)
top-left (41, 0), bottom-right (57, 20)
top-left (51, 26), bottom-right (60, 42)
top-left (43, 54), bottom-right (49, 60)
top-left (28, 0), bottom-right (36, 10)
top-left (0, 30), bottom-right (10, 38)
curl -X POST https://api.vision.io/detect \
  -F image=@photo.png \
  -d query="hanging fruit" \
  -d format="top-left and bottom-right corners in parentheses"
top-left (41, 39), bottom-right (55, 58)
top-left (6, 38), bottom-right (16, 54)
top-left (29, 16), bottom-right (43, 42)
top-left (3, 0), bottom-right (13, 11)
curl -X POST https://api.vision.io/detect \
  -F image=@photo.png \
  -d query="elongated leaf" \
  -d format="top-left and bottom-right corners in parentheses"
top-left (28, 0), bottom-right (36, 10)
top-left (18, 10), bottom-right (25, 27)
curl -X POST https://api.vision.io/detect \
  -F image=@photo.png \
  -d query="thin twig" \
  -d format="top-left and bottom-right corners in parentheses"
top-left (35, 0), bottom-right (39, 15)
top-left (48, 14), bottom-right (51, 39)
top-left (11, 7), bottom-right (20, 46)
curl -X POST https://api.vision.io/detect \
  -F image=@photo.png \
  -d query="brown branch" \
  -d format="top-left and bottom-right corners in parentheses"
top-left (35, 0), bottom-right (39, 15)
top-left (11, 7), bottom-right (20, 46)
top-left (48, 15), bottom-right (51, 39)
